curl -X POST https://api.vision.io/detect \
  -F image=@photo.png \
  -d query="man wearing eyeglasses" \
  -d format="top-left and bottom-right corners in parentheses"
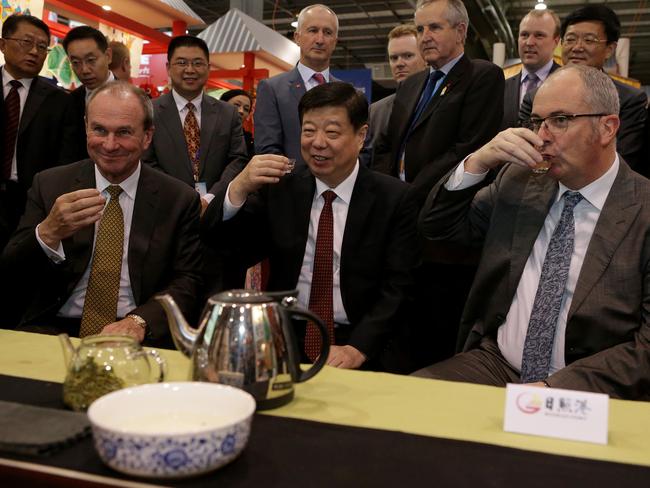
top-left (413, 64), bottom-right (650, 401)
top-left (0, 14), bottom-right (77, 255)
top-left (520, 5), bottom-right (647, 173)
top-left (63, 26), bottom-right (115, 162)
top-left (142, 36), bottom-right (248, 292)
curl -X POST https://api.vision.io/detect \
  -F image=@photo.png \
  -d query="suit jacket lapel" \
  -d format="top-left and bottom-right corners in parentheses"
top-left (289, 68), bottom-right (307, 105)
top-left (67, 161), bottom-right (97, 279)
top-left (568, 163), bottom-right (641, 317)
top-left (159, 93), bottom-right (194, 181)
top-left (287, 169), bottom-right (315, 285)
top-left (128, 165), bottom-right (160, 304)
top-left (508, 175), bottom-right (557, 297)
top-left (18, 77), bottom-right (46, 135)
top-left (199, 94), bottom-right (217, 179)
top-left (341, 166), bottom-right (375, 267)
top-left (413, 55), bottom-right (469, 132)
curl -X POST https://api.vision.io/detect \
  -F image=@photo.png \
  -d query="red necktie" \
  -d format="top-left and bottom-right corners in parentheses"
top-left (2, 80), bottom-right (22, 180)
top-left (183, 103), bottom-right (200, 181)
top-left (312, 73), bottom-right (326, 85)
top-left (305, 190), bottom-right (336, 361)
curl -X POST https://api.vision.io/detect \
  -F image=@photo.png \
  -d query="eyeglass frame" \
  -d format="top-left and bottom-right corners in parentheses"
top-left (3, 37), bottom-right (51, 54)
top-left (562, 33), bottom-right (609, 48)
top-left (524, 113), bottom-right (610, 135)
top-left (170, 59), bottom-right (209, 70)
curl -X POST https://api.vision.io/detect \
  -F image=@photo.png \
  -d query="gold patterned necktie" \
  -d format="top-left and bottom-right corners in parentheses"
top-left (183, 103), bottom-right (201, 181)
top-left (79, 185), bottom-right (124, 337)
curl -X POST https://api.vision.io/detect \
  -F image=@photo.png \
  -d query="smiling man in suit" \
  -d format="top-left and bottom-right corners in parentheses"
top-left (254, 4), bottom-right (339, 168)
top-left (203, 82), bottom-right (419, 371)
top-left (1, 81), bottom-right (203, 347)
top-left (0, 14), bottom-right (77, 252)
top-left (372, 0), bottom-right (505, 369)
top-left (501, 9), bottom-right (560, 130)
top-left (415, 65), bottom-right (650, 400)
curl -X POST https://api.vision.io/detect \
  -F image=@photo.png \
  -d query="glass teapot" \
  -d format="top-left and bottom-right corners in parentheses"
top-left (59, 334), bottom-right (167, 411)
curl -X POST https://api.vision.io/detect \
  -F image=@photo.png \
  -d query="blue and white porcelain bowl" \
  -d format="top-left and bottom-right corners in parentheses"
top-left (87, 382), bottom-right (256, 478)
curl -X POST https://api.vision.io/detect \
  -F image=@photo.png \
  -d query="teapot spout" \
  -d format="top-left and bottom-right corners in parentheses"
top-left (155, 294), bottom-right (197, 357)
top-left (58, 333), bottom-right (75, 368)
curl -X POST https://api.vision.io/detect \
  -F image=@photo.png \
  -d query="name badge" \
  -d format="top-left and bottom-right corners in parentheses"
top-left (503, 383), bottom-right (608, 444)
top-left (195, 181), bottom-right (207, 196)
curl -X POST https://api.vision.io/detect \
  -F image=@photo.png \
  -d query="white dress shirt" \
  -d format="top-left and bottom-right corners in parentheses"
top-left (519, 59), bottom-right (554, 106)
top-left (223, 162), bottom-right (361, 324)
top-left (297, 62), bottom-right (331, 91)
top-left (172, 89), bottom-right (203, 128)
top-left (446, 156), bottom-right (619, 374)
top-left (36, 163), bottom-right (141, 319)
top-left (2, 69), bottom-right (34, 182)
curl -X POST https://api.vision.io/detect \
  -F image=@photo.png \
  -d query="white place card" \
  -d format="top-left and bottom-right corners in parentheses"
top-left (503, 383), bottom-right (609, 444)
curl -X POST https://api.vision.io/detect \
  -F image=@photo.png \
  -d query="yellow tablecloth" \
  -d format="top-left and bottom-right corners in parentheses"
top-left (1, 329), bottom-right (649, 468)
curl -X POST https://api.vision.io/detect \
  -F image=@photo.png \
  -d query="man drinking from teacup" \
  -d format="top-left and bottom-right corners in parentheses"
top-left (413, 65), bottom-right (650, 401)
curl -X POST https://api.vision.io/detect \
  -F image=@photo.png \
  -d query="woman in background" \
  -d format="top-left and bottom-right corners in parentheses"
top-left (220, 89), bottom-right (255, 158)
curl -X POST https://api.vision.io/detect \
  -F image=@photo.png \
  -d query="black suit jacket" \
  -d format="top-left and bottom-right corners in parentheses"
top-left (202, 165), bottom-right (420, 361)
top-left (501, 62), bottom-right (561, 130)
top-left (372, 55), bottom-right (505, 206)
top-left (520, 76), bottom-right (647, 171)
top-left (142, 92), bottom-right (249, 195)
top-left (0, 160), bottom-right (203, 347)
top-left (419, 159), bottom-right (650, 400)
top-left (68, 85), bottom-right (89, 161)
top-left (0, 71), bottom-right (78, 241)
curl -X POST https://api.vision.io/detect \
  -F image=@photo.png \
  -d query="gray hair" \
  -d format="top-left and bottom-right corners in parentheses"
top-left (297, 4), bottom-right (339, 34)
top-left (86, 80), bottom-right (154, 130)
top-left (548, 64), bottom-right (620, 115)
top-left (416, 0), bottom-right (469, 27)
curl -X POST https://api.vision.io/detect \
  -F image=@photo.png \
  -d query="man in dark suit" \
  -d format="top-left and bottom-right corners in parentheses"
top-left (372, 0), bottom-right (505, 369)
top-left (0, 14), bottom-right (77, 251)
top-left (501, 9), bottom-right (560, 130)
top-left (368, 24), bottom-right (426, 148)
top-left (1, 82), bottom-right (203, 347)
top-left (415, 65), bottom-right (649, 400)
top-left (142, 35), bottom-right (248, 215)
top-left (203, 82), bottom-right (420, 371)
top-left (63, 26), bottom-right (115, 161)
top-left (254, 4), bottom-right (339, 167)
top-left (520, 5), bottom-right (647, 172)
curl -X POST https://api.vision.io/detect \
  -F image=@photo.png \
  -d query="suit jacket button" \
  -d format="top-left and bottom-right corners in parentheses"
top-left (496, 314), bottom-right (505, 323)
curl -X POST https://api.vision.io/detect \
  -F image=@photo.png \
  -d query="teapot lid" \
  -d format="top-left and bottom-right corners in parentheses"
top-left (212, 289), bottom-right (275, 304)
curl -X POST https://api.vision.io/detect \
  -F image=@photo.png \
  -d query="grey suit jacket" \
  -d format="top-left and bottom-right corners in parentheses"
top-left (142, 92), bottom-right (248, 194)
top-left (520, 76), bottom-right (648, 171)
top-left (1, 160), bottom-right (203, 348)
top-left (368, 93), bottom-right (395, 149)
top-left (501, 62), bottom-right (560, 130)
top-left (418, 159), bottom-right (650, 400)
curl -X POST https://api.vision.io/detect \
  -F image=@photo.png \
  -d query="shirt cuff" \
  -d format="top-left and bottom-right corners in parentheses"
top-left (202, 193), bottom-right (215, 204)
top-left (444, 154), bottom-right (489, 191)
top-left (35, 224), bottom-right (66, 263)
top-left (222, 181), bottom-right (245, 221)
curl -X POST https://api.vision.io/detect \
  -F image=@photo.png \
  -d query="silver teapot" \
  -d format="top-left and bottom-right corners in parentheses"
top-left (156, 290), bottom-right (329, 409)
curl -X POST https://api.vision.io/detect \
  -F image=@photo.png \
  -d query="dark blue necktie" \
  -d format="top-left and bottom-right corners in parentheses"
top-left (398, 70), bottom-right (445, 178)
top-left (520, 191), bottom-right (584, 383)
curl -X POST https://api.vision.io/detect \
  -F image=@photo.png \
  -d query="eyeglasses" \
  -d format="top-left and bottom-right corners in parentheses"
top-left (3, 37), bottom-right (50, 54)
top-left (171, 59), bottom-right (209, 69)
top-left (524, 113), bottom-right (609, 135)
top-left (562, 34), bottom-right (608, 47)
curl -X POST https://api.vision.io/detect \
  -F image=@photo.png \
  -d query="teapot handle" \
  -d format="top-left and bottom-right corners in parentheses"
top-left (144, 348), bottom-right (167, 383)
top-left (284, 307), bottom-right (330, 383)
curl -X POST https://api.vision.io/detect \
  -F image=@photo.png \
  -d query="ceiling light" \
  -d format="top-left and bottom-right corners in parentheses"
top-left (534, 0), bottom-right (547, 10)
top-left (102, 5), bottom-right (112, 11)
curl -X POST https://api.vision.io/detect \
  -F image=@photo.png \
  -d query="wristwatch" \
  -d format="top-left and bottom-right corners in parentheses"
top-left (127, 314), bottom-right (147, 330)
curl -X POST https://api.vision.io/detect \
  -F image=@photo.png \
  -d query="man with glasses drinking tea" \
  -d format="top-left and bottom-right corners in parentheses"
top-left (520, 5), bottom-right (647, 173)
top-left (413, 65), bottom-right (650, 401)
